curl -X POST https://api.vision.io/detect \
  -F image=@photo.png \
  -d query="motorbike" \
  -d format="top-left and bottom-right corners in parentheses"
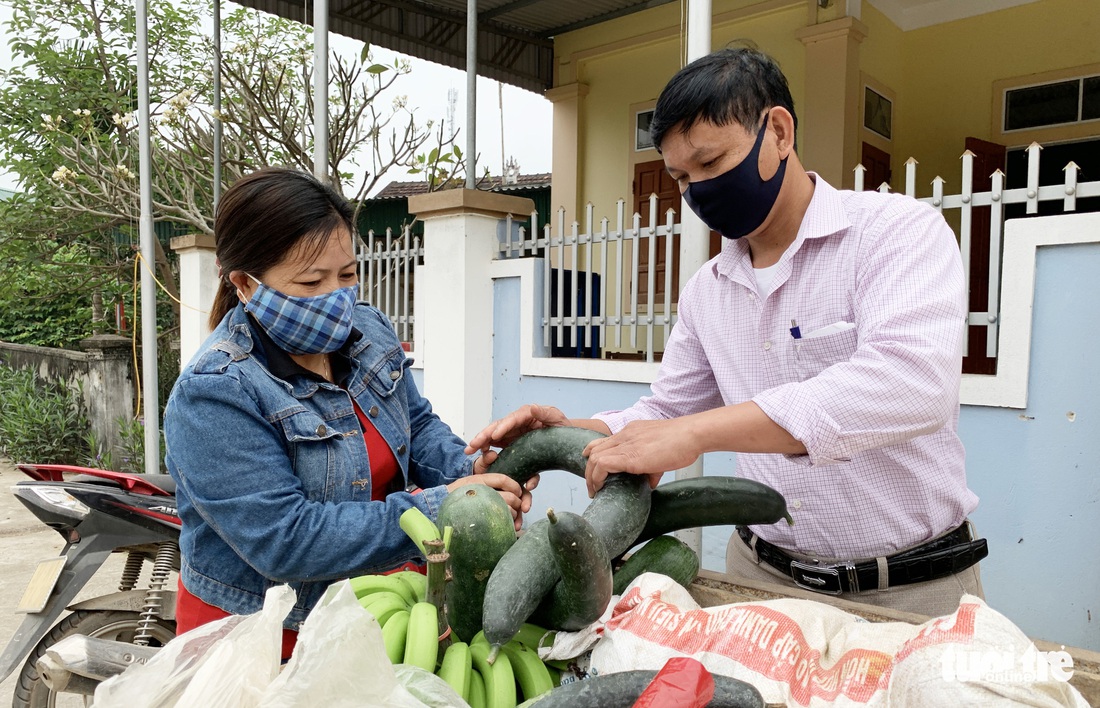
top-left (0, 463), bottom-right (181, 707)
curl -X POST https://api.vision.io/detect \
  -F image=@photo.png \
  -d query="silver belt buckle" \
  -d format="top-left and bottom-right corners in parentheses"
top-left (790, 560), bottom-right (859, 595)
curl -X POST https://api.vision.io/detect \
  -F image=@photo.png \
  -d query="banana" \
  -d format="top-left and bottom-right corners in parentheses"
top-left (403, 601), bottom-right (440, 672)
top-left (349, 574), bottom-right (416, 605)
top-left (399, 506), bottom-right (442, 555)
top-left (470, 640), bottom-right (517, 708)
top-left (468, 630), bottom-right (489, 647)
top-left (358, 589), bottom-right (407, 610)
top-left (361, 592), bottom-right (410, 627)
top-left (512, 622), bottom-right (556, 654)
top-left (468, 666), bottom-right (487, 708)
top-left (501, 640), bottom-right (554, 702)
top-left (435, 640), bottom-right (472, 701)
top-left (381, 609), bottom-right (411, 664)
top-left (392, 570), bottom-right (428, 603)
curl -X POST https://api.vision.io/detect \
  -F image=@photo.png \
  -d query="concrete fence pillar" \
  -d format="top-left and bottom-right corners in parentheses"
top-left (408, 189), bottom-right (535, 441)
top-left (78, 334), bottom-right (134, 454)
top-left (171, 234), bottom-right (219, 369)
top-left (796, 16), bottom-right (868, 189)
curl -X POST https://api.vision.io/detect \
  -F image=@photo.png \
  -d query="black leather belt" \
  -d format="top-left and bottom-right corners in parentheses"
top-left (737, 523), bottom-right (988, 595)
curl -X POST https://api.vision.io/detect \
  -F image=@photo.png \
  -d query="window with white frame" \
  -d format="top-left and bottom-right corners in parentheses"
top-left (635, 109), bottom-right (655, 151)
top-left (863, 87), bottom-right (892, 140)
top-left (1004, 74), bottom-right (1100, 132)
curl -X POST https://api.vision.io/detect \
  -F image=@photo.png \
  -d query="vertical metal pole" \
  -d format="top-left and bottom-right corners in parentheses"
top-left (465, 0), bottom-right (477, 189)
top-left (674, 0), bottom-right (712, 552)
top-left (212, 0), bottom-right (222, 210)
top-left (136, 0), bottom-right (160, 475)
top-left (313, 0), bottom-right (329, 179)
top-left (679, 0), bottom-right (712, 316)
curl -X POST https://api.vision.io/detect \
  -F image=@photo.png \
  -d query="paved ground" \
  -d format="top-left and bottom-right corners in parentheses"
top-left (0, 458), bottom-right (139, 705)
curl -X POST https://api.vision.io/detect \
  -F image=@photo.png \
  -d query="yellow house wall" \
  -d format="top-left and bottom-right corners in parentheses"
top-left (860, 0), bottom-right (1100, 199)
top-left (557, 1), bottom-right (807, 221)
top-left (555, 0), bottom-right (1100, 208)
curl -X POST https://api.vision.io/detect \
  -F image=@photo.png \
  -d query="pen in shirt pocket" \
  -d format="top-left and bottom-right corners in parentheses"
top-left (789, 319), bottom-right (802, 339)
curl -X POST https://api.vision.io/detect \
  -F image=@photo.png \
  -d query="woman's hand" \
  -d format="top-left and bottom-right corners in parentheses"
top-left (464, 404), bottom-right (571, 456)
top-left (446, 473), bottom-right (535, 532)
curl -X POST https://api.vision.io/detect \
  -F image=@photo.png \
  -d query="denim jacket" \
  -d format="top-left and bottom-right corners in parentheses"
top-left (164, 302), bottom-right (473, 628)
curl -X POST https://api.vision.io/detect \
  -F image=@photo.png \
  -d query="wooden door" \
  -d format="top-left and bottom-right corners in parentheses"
top-left (861, 142), bottom-right (892, 190)
top-left (633, 159), bottom-right (722, 303)
top-left (963, 137), bottom-right (1006, 376)
top-left (633, 160), bottom-right (680, 302)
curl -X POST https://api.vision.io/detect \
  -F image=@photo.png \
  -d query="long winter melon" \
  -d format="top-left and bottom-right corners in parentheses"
top-left (438, 485), bottom-right (517, 643)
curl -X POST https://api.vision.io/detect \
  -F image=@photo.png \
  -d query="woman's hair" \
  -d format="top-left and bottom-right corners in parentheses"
top-left (650, 46), bottom-right (797, 152)
top-left (209, 167), bottom-right (356, 329)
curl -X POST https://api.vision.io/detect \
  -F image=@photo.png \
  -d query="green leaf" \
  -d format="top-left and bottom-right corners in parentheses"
top-left (366, 63), bottom-right (389, 75)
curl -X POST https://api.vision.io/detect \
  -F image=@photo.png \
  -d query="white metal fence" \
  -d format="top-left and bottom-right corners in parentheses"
top-left (358, 145), bottom-right (1100, 364)
top-left (497, 195), bottom-right (681, 363)
top-left (855, 145), bottom-right (1100, 357)
top-left (356, 226), bottom-right (422, 344)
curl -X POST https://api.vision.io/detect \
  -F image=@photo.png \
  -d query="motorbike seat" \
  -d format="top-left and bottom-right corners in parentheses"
top-left (143, 474), bottom-right (177, 495)
top-left (69, 473), bottom-right (177, 496)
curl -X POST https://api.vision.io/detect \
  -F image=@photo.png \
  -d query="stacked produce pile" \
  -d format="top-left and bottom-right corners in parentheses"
top-left (350, 427), bottom-right (793, 707)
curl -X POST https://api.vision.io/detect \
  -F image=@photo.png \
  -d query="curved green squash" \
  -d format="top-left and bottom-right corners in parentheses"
top-left (612, 534), bottom-right (700, 595)
top-left (534, 509), bottom-right (612, 631)
top-left (482, 518), bottom-right (555, 649)
top-left (490, 426), bottom-right (606, 484)
top-left (635, 476), bottom-right (793, 545)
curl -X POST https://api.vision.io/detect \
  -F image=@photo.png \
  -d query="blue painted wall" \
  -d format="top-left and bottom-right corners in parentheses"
top-left (486, 242), bottom-right (1100, 652)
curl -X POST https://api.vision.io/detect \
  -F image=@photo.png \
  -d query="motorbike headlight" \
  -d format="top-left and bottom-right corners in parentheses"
top-left (28, 487), bottom-right (90, 519)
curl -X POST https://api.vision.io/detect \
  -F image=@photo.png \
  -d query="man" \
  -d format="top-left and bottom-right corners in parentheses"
top-left (468, 47), bottom-right (985, 617)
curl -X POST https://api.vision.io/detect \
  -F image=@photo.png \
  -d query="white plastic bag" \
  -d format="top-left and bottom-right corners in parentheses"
top-left (256, 581), bottom-right (428, 708)
top-left (393, 665), bottom-right (470, 708)
top-left (93, 585), bottom-right (293, 708)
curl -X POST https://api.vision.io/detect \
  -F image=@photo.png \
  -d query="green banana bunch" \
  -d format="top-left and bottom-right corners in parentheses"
top-left (436, 641), bottom-right (473, 701)
top-left (350, 573), bottom-right (418, 605)
top-left (501, 640), bottom-right (555, 702)
top-left (399, 506), bottom-right (442, 555)
top-left (471, 641), bottom-right (517, 708)
top-left (381, 609), bottom-right (411, 664)
top-left (403, 601), bottom-right (441, 671)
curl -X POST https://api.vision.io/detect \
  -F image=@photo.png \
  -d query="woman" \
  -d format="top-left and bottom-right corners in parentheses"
top-left (164, 167), bottom-right (529, 653)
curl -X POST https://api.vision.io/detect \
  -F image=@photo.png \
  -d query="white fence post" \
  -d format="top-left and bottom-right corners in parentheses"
top-left (408, 189), bottom-right (534, 441)
top-left (171, 234), bottom-right (219, 368)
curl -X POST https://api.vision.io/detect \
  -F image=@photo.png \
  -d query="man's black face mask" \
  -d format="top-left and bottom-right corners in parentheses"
top-left (683, 117), bottom-right (788, 240)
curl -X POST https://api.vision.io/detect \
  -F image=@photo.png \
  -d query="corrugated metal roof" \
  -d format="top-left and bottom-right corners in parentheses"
top-left (373, 172), bottom-right (551, 199)
top-left (230, 0), bottom-right (677, 93)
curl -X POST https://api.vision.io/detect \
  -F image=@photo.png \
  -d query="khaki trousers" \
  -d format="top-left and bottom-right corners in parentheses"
top-left (725, 526), bottom-right (985, 618)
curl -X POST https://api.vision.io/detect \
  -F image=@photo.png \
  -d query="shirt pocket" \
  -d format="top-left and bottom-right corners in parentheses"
top-left (367, 350), bottom-right (412, 398)
top-left (276, 408), bottom-right (345, 502)
top-left (793, 325), bottom-right (858, 381)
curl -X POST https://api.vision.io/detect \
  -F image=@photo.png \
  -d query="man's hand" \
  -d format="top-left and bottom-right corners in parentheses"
top-left (446, 472), bottom-right (534, 532)
top-left (464, 404), bottom-right (571, 456)
top-left (582, 418), bottom-right (702, 498)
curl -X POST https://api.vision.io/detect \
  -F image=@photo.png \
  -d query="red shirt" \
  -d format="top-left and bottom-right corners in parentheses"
top-left (175, 397), bottom-right (410, 659)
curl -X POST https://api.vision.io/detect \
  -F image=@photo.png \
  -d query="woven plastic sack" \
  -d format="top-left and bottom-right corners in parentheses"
top-left (546, 573), bottom-right (1089, 708)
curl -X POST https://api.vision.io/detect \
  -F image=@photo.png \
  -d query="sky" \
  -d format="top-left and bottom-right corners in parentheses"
top-left (0, 0), bottom-right (554, 195)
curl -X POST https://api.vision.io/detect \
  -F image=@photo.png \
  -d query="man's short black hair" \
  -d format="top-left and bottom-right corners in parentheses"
top-left (650, 46), bottom-right (797, 151)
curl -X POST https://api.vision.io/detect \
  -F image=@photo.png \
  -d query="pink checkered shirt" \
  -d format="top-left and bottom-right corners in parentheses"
top-left (596, 175), bottom-right (978, 559)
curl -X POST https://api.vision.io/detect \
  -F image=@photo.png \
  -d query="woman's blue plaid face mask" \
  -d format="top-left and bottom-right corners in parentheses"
top-left (242, 274), bottom-right (357, 355)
